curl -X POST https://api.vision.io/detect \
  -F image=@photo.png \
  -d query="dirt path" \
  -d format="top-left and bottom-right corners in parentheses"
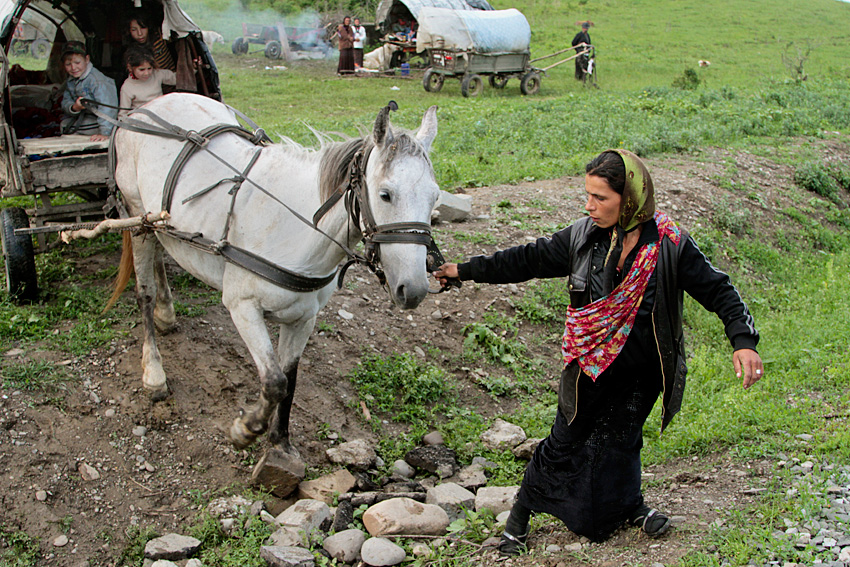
top-left (1, 140), bottom-right (848, 566)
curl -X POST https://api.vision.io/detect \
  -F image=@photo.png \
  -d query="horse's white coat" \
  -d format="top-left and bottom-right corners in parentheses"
top-left (114, 93), bottom-right (439, 453)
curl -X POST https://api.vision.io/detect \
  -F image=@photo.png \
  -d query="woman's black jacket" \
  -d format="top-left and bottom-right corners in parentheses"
top-left (457, 216), bottom-right (759, 431)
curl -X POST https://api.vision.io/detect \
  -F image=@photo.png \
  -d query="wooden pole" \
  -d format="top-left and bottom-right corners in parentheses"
top-left (60, 211), bottom-right (170, 243)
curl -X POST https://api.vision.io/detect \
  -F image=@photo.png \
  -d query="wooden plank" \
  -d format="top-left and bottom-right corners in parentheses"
top-left (28, 153), bottom-right (109, 190)
top-left (19, 135), bottom-right (109, 156)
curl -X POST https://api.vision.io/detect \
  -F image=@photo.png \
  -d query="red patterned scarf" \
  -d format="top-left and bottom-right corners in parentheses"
top-left (561, 211), bottom-right (680, 380)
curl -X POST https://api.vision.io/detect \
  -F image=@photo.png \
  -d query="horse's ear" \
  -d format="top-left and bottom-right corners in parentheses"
top-left (416, 105), bottom-right (438, 153)
top-left (372, 105), bottom-right (395, 147)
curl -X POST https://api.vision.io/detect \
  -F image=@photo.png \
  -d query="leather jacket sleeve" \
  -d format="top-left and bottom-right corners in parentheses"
top-left (457, 225), bottom-right (574, 284)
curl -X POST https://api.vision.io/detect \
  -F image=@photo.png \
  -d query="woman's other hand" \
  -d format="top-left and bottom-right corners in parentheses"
top-left (433, 263), bottom-right (459, 287)
top-left (733, 348), bottom-right (764, 389)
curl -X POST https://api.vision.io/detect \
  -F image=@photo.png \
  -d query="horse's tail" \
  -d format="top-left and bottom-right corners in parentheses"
top-left (103, 231), bottom-right (134, 312)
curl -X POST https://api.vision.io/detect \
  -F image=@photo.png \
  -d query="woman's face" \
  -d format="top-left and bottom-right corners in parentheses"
top-left (129, 20), bottom-right (149, 44)
top-left (343, 17), bottom-right (351, 25)
top-left (354, 18), bottom-right (360, 26)
top-left (584, 174), bottom-right (622, 228)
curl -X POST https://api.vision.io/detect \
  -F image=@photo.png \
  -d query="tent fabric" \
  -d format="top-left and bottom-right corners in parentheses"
top-left (415, 7), bottom-right (530, 53)
top-left (375, 0), bottom-right (493, 31)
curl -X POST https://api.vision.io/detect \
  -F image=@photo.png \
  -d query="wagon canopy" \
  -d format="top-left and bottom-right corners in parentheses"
top-left (415, 7), bottom-right (530, 53)
top-left (375, 0), bottom-right (493, 33)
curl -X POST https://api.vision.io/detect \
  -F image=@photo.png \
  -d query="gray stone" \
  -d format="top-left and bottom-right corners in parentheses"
top-left (411, 542), bottom-right (431, 557)
top-left (298, 469), bottom-right (357, 505)
top-left (474, 486), bottom-right (519, 516)
top-left (150, 561), bottom-right (179, 567)
top-left (322, 529), bottom-right (367, 563)
top-left (425, 483), bottom-right (475, 522)
top-left (360, 537), bottom-right (406, 566)
top-left (405, 445), bottom-right (459, 478)
top-left (275, 499), bottom-right (331, 537)
top-left (185, 560), bottom-right (204, 567)
top-left (78, 462), bottom-right (100, 481)
top-left (423, 431), bottom-right (444, 446)
top-left (35, 490), bottom-right (48, 502)
top-left (434, 191), bottom-right (472, 223)
top-left (363, 497), bottom-right (450, 536)
top-left (391, 460), bottom-right (415, 479)
top-left (480, 419), bottom-right (526, 452)
top-left (133, 425), bottom-right (147, 437)
top-left (511, 438), bottom-right (542, 460)
top-left (564, 542), bottom-right (582, 552)
top-left (331, 500), bottom-right (355, 533)
top-left (144, 533), bottom-right (202, 560)
top-left (496, 511), bottom-right (510, 525)
top-left (207, 495), bottom-right (252, 518)
top-left (454, 463), bottom-right (487, 490)
top-left (546, 544), bottom-right (562, 553)
top-left (252, 449), bottom-right (306, 498)
top-left (471, 456), bottom-right (498, 470)
top-left (268, 527), bottom-right (305, 547)
top-left (326, 439), bottom-right (377, 470)
top-left (53, 534), bottom-right (69, 547)
top-left (260, 546), bottom-right (315, 567)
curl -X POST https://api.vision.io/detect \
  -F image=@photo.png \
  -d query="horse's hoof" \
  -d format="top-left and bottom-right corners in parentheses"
top-left (144, 383), bottom-right (169, 402)
top-left (228, 418), bottom-right (256, 450)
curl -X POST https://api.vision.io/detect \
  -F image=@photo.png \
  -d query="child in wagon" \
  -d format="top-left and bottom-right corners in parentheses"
top-left (119, 45), bottom-right (176, 117)
top-left (60, 41), bottom-right (118, 142)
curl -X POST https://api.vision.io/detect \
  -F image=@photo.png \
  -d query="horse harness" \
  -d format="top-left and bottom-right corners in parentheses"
top-left (91, 100), bottom-right (458, 293)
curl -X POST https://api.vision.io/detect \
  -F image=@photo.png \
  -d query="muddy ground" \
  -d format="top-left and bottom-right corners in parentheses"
top-left (1, 138), bottom-right (848, 566)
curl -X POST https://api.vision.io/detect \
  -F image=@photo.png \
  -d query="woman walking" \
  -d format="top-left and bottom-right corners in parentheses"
top-left (434, 149), bottom-right (763, 551)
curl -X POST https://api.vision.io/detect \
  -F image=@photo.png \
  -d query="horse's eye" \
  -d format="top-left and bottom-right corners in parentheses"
top-left (379, 190), bottom-right (392, 203)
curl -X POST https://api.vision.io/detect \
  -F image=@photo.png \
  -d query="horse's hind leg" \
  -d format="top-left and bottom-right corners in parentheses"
top-left (132, 233), bottom-right (168, 400)
top-left (152, 241), bottom-right (176, 333)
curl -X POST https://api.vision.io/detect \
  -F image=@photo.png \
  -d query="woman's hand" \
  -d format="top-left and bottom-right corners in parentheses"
top-left (733, 348), bottom-right (764, 389)
top-left (432, 263), bottom-right (459, 288)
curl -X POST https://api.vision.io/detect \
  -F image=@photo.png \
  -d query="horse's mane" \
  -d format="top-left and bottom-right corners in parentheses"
top-left (317, 129), bottom-right (430, 203)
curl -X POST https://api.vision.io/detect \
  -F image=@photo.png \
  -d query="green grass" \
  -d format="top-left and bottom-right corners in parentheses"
top-left (0, 525), bottom-right (40, 567)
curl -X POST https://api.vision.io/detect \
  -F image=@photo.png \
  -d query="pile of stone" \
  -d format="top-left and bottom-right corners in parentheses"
top-left (141, 419), bottom-right (538, 567)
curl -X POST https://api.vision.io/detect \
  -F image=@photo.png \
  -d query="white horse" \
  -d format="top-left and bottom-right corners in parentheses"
top-left (111, 93), bottom-right (439, 458)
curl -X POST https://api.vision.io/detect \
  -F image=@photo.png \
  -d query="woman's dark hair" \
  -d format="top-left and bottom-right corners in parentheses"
top-left (125, 45), bottom-right (157, 69)
top-left (585, 150), bottom-right (626, 195)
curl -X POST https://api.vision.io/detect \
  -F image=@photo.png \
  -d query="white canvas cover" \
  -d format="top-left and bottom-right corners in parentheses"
top-left (375, 0), bottom-right (490, 31)
top-left (415, 7), bottom-right (530, 53)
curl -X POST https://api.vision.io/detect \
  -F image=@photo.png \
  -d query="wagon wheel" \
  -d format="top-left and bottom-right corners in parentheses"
top-left (30, 38), bottom-right (50, 59)
top-left (520, 71), bottom-right (541, 95)
top-left (422, 69), bottom-right (444, 93)
top-left (461, 73), bottom-right (483, 98)
top-left (489, 74), bottom-right (509, 89)
top-left (1, 207), bottom-right (38, 302)
top-left (9, 39), bottom-right (28, 56)
top-left (232, 37), bottom-right (248, 55)
top-left (264, 40), bottom-right (282, 59)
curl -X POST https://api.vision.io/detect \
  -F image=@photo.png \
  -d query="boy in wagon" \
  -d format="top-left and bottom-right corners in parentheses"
top-left (60, 41), bottom-right (118, 142)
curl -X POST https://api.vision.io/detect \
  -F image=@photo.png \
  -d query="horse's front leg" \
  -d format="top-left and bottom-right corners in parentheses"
top-left (224, 297), bottom-right (287, 450)
top-left (267, 316), bottom-right (317, 457)
top-left (132, 233), bottom-right (168, 400)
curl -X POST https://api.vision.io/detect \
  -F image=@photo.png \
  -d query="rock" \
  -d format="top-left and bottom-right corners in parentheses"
top-left (404, 445), bottom-right (459, 478)
top-left (425, 483), bottom-right (475, 522)
top-left (391, 460), bottom-right (415, 479)
top-left (151, 561), bottom-right (179, 567)
top-left (251, 500), bottom-right (267, 516)
top-left (471, 456), bottom-right (498, 470)
top-left (4, 348), bottom-right (25, 357)
top-left (144, 533), bottom-right (202, 560)
top-left (670, 515), bottom-right (687, 525)
top-left (429, 310), bottom-right (443, 321)
top-left (78, 462), bottom-right (100, 481)
top-left (275, 499), bottom-right (331, 538)
top-left (331, 500), bottom-right (355, 533)
top-left (434, 191), bottom-right (472, 223)
top-left (511, 438), bottom-right (542, 460)
top-left (496, 511), bottom-right (510, 525)
top-left (207, 495), bottom-right (252, 518)
top-left (322, 528), bottom-right (367, 563)
top-left (35, 490), bottom-right (48, 502)
top-left (220, 518), bottom-right (237, 535)
top-left (132, 425), bottom-right (147, 437)
top-left (268, 527), bottom-right (305, 547)
top-left (252, 448), bottom-right (306, 498)
top-left (346, 491), bottom-right (426, 507)
top-left (564, 542), bottom-right (582, 552)
top-left (422, 431), bottom-right (444, 446)
top-left (298, 469), bottom-right (357, 505)
top-left (474, 486), bottom-right (519, 516)
top-left (338, 309), bottom-right (354, 320)
top-left (454, 463), bottom-right (487, 490)
top-left (481, 419), bottom-right (526, 452)
top-left (839, 547), bottom-right (850, 562)
top-left (53, 534), bottom-right (69, 547)
top-left (104, 408), bottom-right (116, 417)
top-left (260, 545), bottom-right (315, 567)
top-left (326, 439), bottom-right (376, 470)
top-left (360, 537), bottom-right (407, 566)
top-left (546, 544), bottom-right (562, 553)
top-left (411, 542), bottom-right (431, 557)
top-left (363, 497), bottom-right (450, 536)
top-left (186, 560), bottom-right (203, 567)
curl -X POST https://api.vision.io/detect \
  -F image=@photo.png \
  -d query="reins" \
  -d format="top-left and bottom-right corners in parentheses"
top-left (86, 98), bottom-right (457, 292)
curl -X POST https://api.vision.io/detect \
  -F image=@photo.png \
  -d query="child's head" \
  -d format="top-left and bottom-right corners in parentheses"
top-left (127, 12), bottom-right (152, 45)
top-left (62, 41), bottom-right (90, 78)
top-left (125, 45), bottom-right (157, 81)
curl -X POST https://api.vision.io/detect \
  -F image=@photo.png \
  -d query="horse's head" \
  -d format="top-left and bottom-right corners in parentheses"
top-left (364, 104), bottom-right (439, 309)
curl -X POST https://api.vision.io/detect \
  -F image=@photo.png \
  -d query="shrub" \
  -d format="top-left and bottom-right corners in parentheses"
top-left (794, 162), bottom-right (840, 202)
top-left (672, 68), bottom-right (701, 90)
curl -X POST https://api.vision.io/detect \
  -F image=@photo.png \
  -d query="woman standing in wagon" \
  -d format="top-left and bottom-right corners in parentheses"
top-left (433, 149), bottom-right (764, 552)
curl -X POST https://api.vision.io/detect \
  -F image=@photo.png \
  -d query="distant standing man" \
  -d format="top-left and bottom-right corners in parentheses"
top-left (572, 21), bottom-right (592, 81)
top-left (353, 17), bottom-right (367, 69)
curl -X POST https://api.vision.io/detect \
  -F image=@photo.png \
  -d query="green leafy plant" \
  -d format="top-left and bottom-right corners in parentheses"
top-left (0, 525), bottom-right (40, 567)
top-left (447, 507), bottom-right (497, 543)
top-left (672, 68), bottom-right (702, 90)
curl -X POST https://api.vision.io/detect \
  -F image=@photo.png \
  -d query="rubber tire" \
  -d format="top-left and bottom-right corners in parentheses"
top-left (489, 74), bottom-right (509, 89)
top-left (422, 69), bottom-right (444, 93)
top-left (520, 71), bottom-right (541, 95)
top-left (30, 38), bottom-right (50, 59)
top-left (1, 207), bottom-right (38, 302)
top-left (232, 37), bottom-right (248, 55)
top-left (10, 39), bottom-right (28, 56)
top-left (461, 73), bottom-right (483, 98)
top-left (264, 40), bottom-right (282, 59)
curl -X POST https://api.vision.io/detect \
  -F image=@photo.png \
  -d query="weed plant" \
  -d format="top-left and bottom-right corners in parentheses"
top-left (0, 524), bottom-right (40, 567)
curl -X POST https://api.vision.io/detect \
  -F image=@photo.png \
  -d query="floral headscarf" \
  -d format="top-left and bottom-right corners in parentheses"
top-left (602, 149), bottom-right (656, 268)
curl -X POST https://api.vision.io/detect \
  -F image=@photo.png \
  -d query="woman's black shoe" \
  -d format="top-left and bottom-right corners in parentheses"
top-left (628, 504), bottom-right (671, 537)
top-left (497, 531), bottom-right (528, 556)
